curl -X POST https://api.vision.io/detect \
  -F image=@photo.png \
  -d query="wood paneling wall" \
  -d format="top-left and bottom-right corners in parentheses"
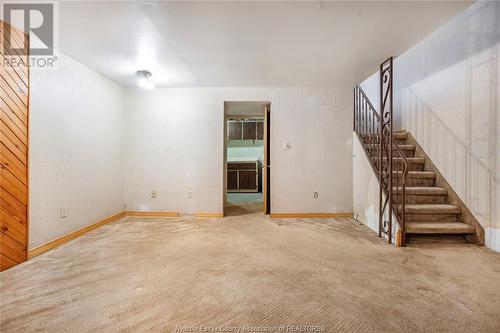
top-left (0, 20), bottom-right (29, 271)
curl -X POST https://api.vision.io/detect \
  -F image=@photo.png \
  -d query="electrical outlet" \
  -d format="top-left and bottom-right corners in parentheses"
top-left (151, 191), bottom-right (157, 199)
top-left (187, 191), bottom-right (193, 199)
top-left (313, 192), bottom-right (319, 199)
top-left (60, 208), bottom-right (67, 218)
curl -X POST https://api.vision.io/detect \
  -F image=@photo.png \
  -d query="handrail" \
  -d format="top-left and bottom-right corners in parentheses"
top-left (353, 57), bottom-right (408, 246)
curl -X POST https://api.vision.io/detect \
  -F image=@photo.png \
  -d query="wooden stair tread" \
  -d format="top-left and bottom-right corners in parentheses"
top-left (402, 204), bottom-right (460, 214)
top-left (393, 187), bottom-right (447, 195)
top-left (363, 131), bottom-right (407, 140)
top-left (393, 131), bottom-right (408, 140)
top-left (366, 144), bottom-right (415, 151)
top-left (395, 144), bottom-right (415, 151)
top-left (406, 222), bottom-right (474, 234)
top-left (393, 171), bottom-right (435, 178)
top-left (394, 157), bottom-right (423, 163)
top-left (376, 157), bottom-right (425, 163)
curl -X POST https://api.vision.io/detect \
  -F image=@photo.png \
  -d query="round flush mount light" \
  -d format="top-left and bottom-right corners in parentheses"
top-left (136, 70), bottom-right (154, 89)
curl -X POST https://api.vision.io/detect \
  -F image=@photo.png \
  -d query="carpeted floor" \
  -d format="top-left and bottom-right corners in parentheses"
top-left (1, 205), bottom-right (500, 333)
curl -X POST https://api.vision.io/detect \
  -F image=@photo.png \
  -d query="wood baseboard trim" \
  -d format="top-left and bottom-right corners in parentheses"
top-left (270, 212), bottom-right (354, 219)
top-left (28, 211), bottom-right (126, 259)
top-left (195, 212), bottom-right (224, 218)
top-left (125, 211), bottom-right (180, 217)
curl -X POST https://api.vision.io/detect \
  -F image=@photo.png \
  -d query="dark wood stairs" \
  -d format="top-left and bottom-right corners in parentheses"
top-left (364, 130), bottom-right (482, 244)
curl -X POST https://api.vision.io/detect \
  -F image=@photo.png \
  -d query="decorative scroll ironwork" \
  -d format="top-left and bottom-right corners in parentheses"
top-left (379, 58), bottom-right (393, 242)
top-left (353, 57), bottom-right (408, 246)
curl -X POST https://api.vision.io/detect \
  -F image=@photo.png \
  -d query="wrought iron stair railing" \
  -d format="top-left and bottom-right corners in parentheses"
top-left (353, 57), bottom-right (409, 246)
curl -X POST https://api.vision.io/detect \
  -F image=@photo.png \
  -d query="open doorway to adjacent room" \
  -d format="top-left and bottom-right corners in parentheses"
top-left (223, 101), bottom-right (270, 216)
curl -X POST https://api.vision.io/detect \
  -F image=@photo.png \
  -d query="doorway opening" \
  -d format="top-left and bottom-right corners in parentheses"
top-left (223, 101), bottom-right (270, 216)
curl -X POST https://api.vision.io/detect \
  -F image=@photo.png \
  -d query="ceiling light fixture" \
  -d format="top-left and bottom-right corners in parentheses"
top-left (136, 70), bottom-right (154, 89)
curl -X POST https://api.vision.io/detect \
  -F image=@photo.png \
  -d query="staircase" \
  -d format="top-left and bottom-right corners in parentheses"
top-left (354, 57), bottom-right (483, 246)
top-left (366, 130), bottom-right (479, 242)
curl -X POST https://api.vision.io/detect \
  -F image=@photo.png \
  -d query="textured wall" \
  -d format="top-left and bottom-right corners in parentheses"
top-left (29, 52), bottom-right (126, 249)
top-left (125, 87), bottom-right (353, 215)
top-left (352, 133), bottom-right (379, 233)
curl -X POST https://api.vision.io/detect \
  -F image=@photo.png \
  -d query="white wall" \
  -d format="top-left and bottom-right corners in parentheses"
top-left (356, 1), bottom-right (500, 251)
top-left (30, 51), bottom-right (126, 249)
top-left (352, 133), bottom-right (379, 233)
top-left (359, 72), bottom-right (380, 115)
top-left (125, 87), bottom-right (353, 215)
top-left (352, 133), bottom-right (398, 242)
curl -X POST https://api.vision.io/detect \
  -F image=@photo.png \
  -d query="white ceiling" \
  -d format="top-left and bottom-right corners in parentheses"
top-left (56, 1), bottom-right (473, 88)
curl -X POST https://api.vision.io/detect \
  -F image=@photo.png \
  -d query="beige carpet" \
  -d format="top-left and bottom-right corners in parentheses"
top-left (1, 206), bottom-right (500, 333)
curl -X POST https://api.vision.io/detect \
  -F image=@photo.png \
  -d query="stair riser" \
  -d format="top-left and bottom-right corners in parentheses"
top-left (406, 230), bottom-right (472, 235)
top-left (404, 178), bottom-right (435, 187)
top-left (399, 150), bottom-right (415, 158)
top-left (367, 149), bottom-right (415, 158)
top-left (362, 135), bottom-right (406, 143)
top-left (394, 195), bottom-right (446, 204)
top-left (394, 139), bottom-right (407, 145)
top-left (362, 139), bottom-right (407, 146)
top-left (371, 159), bottom-right (424, 171)
top-left (406, 163), bottom-right (425, 171)
top-left (406, 213), bottom-right (458, 222)
top-left (407, 235), bottom-right (467, 243)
